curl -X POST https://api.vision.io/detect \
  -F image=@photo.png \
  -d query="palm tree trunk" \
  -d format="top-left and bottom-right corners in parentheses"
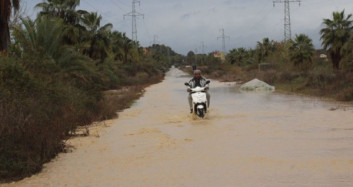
top-left (0, 19), bottom-right (10, 51)
top-left (331, 52), bottom-right (341, 70)
top-left (333, 58), bottom-right (340, 70)
top-left (124, 49), bottom-right (128, 64)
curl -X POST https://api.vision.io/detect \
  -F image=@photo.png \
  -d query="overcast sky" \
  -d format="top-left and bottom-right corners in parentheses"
top-left (23, 0), bottom-right (353, 55)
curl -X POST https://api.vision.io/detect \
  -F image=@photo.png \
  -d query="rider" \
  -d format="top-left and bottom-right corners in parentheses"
top-left (187, 69), bottom-right (210, 113)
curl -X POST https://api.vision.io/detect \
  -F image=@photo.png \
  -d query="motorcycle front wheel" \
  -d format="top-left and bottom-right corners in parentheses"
top-left (196, 108), bottom-right (205, 118)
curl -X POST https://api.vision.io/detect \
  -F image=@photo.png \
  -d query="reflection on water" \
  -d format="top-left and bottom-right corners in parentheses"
top-left (5, 68), bottom-right (353, 187)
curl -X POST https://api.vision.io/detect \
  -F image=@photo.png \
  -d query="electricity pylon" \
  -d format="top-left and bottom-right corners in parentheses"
top-left (273, 0), bottom-right (301, 41)
top-left (153, 35), bottom-right (159, 45)
top-left (217, 28), bottom-right (230, 54)
top-left (200, 41), bottom-right (206, 54)
top-left (124, 0), bottom-right (144, 42)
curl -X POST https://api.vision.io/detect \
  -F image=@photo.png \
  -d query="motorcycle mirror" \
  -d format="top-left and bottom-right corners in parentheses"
top-left (184, 82), bottom-right (190, 86)
top-left (206, 80), bottom-right (211, 84)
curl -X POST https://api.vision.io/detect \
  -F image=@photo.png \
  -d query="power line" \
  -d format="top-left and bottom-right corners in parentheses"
top-left (81, 1), bottom-right (115, 21)
top-left (109, 0), bottom-right (127, 12)
top-left (273, 0), bottom-right (301, 41)
top-left (124, 0), bottom-right (144, 42)
top-left (217, 28), bottom-right (230, 54)
top-left (141, 18), bottom-right (151, 42)
top-left (114, 0), bottom-right (130, 9)
top-left (82, 1), bottom-right (100, 12)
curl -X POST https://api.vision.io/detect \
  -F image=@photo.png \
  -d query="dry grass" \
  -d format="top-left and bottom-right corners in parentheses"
top-left (97, 86), bottom-right (145, 120)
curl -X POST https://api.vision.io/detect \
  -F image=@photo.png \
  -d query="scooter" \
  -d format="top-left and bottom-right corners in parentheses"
top-left (185, 80), bottom-right (210, 118)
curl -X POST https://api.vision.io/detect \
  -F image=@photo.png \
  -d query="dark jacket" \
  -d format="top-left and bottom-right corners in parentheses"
top-left (188, 77), bottom-right (208, 88)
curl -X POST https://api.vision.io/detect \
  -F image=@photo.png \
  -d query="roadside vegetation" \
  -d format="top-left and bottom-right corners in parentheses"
top-left (178, 10), bottom-right (353, 102)
top-left (0, 0), bottom-right (181, 181)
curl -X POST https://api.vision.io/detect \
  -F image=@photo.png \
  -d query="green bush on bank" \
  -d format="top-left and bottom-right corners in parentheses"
top-left (0, 56), bottom-right (102, 179)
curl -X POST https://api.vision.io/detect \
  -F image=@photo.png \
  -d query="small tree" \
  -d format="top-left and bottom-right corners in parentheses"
top-left (81, 12), bottom-right (112, 61)
top-left (320, 10), bottom-right (353, 70)
top-left (186, 50), bottom-right (195, 64)
top-left (227, 48), bottom-right (248, 66)
top-left (119, 33), bottom-right (134, 64)
top-left (256, 37), bottom-right (275, 63)
top-left (289, 34), bottom-right (315, 69)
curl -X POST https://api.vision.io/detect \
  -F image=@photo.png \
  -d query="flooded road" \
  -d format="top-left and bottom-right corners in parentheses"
top-left (6, 68), bottom-right (353, 187)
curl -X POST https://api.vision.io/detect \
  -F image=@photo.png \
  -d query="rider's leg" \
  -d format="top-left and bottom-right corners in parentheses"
top-left (188, 94), bottom-right (193, 112)
top-left (206, 91), bottom-right (210, 108)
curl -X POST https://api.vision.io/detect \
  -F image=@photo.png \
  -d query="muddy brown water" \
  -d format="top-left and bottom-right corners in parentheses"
top-left (5, 68), bottom-right (353, 187)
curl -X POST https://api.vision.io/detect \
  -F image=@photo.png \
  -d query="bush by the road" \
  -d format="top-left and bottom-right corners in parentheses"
top-left (0, 53), bottom-right (164, 182)
top-left (0, 4), bottom-right (167, 181)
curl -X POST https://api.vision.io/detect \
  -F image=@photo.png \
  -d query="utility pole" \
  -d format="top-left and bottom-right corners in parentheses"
top-left (273, 0), bottom-right (301, 41)
top-left (200, 41), bottom-right (206, 54)
top-left (217, 28), bottom-right (230, 54)
top-left (152, 35), bottom-right (159, 45)
top-left (194, 48), bottom-right (198, 64)
top-left (199, 42), bottom-right (207, 64)
top-left (124, 0), bottom-right (144, 42)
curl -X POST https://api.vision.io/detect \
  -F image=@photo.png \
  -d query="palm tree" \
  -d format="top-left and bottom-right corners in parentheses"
top-left (12, 16), bottom-right (65, 70)
top-left (342, 34), bottom-right (353, 63)
top-left (36, 0), bottom-right (80, 23)
top-left (256, 37), bottom-right (275, 63)
top-left (81, 12), bottom-right (112, 61)
top-left (320, 10), bottom-right (353, 70)
top-left (36, 0), bottom-right (87, 45)
top-left (227, 47), bottom-right (249, 65)
top-left (0, 0), bottom-right (20, 51)
top-left (120, 33), bottom-right (134, 64)
top-left (110, 31), bottom-right (124, 61)
top-left (289, 34), bottom-right (315, 67)
top-left (12, 16), bottom-right (95, 82)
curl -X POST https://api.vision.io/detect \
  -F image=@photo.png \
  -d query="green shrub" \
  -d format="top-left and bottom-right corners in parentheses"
top-left (337, 86), bottom-right (353, 101)
top-left (0, 56), bottom-right (102, 180)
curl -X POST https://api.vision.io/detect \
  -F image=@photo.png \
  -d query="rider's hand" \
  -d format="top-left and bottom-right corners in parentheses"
top-left (187, 88), bottom-right (191, 92)
top-left (205, 87), bottom-right (209, 91)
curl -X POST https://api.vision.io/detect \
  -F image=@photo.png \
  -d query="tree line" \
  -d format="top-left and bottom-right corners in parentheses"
top-left (226, 10), bottom-right (353, 71)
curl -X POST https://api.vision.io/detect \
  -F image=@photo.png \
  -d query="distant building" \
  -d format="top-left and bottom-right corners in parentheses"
top-left (315, 49), bottom-right (327, 60)
top-left (319, 53), bottom-right (329, 62)
top-left (213, 51), bottom-right (225, 62)
top-left (319, 54), bottom-right (327, 59)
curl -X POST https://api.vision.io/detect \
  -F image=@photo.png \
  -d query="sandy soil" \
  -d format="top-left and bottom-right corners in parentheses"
top-left (4, 68), bottom-right (353, 187)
